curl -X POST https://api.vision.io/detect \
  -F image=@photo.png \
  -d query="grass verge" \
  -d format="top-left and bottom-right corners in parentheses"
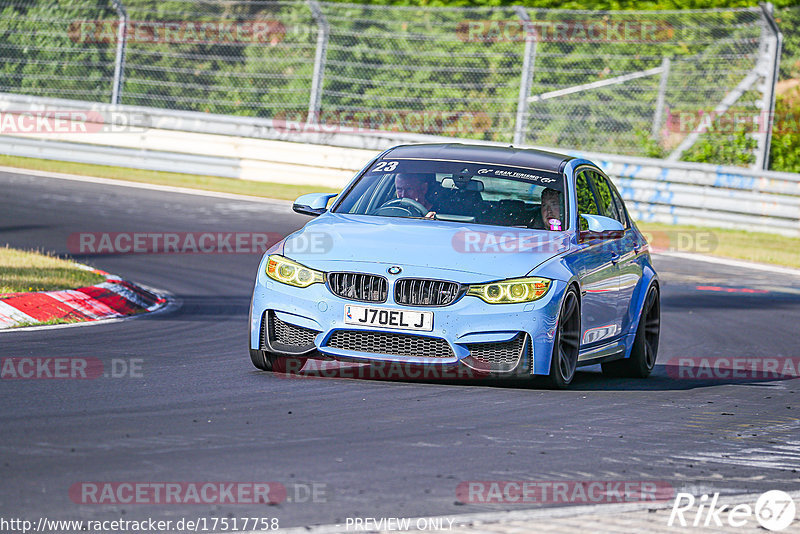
top-left (637, 222), bottom-right (800, 269)
top-left (0, 154), bottom-right (340, 201)
top-left (12, 317), bottom-right (86, 328)
top-left (0, 155), bottom-right (797, 269)
top-left (0, 245), bottom-right (105, 294)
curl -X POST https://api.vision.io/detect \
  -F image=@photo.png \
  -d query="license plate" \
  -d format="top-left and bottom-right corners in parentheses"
top-left (344, 305), bottom-right (433, 332)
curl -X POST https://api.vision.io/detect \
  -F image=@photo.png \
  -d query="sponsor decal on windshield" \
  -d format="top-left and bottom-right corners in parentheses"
top-left (477, 167), bottom-right (558, 184)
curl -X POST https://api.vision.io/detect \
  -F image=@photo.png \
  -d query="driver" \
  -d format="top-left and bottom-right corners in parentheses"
top-left (394, 173), bottom-right (437, 218)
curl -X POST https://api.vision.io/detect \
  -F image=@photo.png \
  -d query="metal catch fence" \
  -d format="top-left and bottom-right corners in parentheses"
top-left (0, 1), bottom-right (783, 168)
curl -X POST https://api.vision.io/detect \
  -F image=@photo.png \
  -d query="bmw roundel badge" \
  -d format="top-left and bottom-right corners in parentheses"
top-left (387, 266), bottom-right (402, 275)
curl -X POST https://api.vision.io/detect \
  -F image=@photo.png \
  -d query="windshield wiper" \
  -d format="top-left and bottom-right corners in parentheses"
top-left (432, 214), bottom-right (476, 223)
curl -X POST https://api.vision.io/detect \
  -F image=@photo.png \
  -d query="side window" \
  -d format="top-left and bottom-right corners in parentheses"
top-left (608, 182), bottom-right (630, 228)
top-left (590, 172), bottom-right (620, 223)
top-left (575, 170), bottom-right (599, 231)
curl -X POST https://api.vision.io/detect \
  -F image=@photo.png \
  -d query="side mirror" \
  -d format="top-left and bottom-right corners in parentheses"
top-left (579, 214), bottom-right (624, 241)
top-left (292, 193), bottom-right (338, 217)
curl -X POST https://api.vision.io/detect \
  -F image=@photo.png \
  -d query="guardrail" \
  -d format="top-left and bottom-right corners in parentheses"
top-left (1, 92), bottom-right (798, 236)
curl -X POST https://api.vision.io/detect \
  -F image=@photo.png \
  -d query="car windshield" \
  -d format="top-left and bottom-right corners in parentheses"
top-left (333, 158), bottom-right (568, 230)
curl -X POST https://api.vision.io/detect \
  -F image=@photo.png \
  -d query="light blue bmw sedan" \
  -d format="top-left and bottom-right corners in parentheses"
top-left (249, 143), bottom-right (660, 388)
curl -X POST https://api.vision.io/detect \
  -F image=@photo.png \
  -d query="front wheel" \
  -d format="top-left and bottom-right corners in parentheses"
top-left (249, 349), bottom-right (306, 373)
top-left (602, 285), bottom-right (660, 378)
top-left (543, 287), bottom-right (581, 389)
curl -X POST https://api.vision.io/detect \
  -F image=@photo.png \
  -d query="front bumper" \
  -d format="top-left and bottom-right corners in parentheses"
top-left (250, 262), bottom-right (566, 376)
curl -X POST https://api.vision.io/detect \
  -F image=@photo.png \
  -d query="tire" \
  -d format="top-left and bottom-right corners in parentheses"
top-left (602, 285), bottom-right (660, 378)
top-left (543, 287), bottom-right (581, 389)
top-left (249, 348), bottom-right (306, 373)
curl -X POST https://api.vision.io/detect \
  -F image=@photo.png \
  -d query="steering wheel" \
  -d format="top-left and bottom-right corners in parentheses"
top-left (372, 197), bottom-right (429, 218)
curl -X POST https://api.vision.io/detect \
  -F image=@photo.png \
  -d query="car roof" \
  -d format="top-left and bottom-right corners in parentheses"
top-left (382, 143), bottom-right (573, 174)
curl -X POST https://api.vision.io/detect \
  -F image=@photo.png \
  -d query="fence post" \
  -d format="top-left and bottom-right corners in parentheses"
top-left (651, 57), bottom-right (670, 139)
top-left (667, 69), bottom-right (759, 162)
top-left (307, 0), bottom-right (329, 124)
top-left (513, 6), bottom-right (536, 146)
top-left (756, 2), bottom-right (782, 170)
top-left (110, 0), bottom-right (127, 105)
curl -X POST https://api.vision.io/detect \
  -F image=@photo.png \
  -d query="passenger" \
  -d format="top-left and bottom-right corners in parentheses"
top-left (530, 188), bottom-right (564, 230)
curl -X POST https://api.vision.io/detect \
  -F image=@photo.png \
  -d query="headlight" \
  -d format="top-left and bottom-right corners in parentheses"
top-left (466, 277), bottom-right (551, 304)
top-left (265, 254), bottom-right (324, 288)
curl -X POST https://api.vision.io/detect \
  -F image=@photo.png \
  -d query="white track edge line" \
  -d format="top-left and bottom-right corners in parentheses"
top-left (652, 251), bottom-right (800, 277)
top-left (0, 165), bottom-right (291, 206)
top-left (258, 490), bottom-right (800, 534)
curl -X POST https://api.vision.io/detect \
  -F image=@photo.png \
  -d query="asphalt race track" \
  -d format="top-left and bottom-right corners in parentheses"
top-left (1, 169), bottom-right (799, 529)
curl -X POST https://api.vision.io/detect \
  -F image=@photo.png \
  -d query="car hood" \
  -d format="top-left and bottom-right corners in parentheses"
top-left (281, 213), bottom-right (570, 279)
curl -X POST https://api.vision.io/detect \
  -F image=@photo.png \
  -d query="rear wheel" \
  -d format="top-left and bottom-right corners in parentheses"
top-left (602, 285), bottom-right (660, 378)
top-left (249, 349), bottom-right (306, 373)
top-left (544, 287), bottom-right (581, 389)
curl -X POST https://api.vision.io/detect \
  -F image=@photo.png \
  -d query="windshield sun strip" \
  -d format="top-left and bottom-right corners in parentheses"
top-left (379, 157), bottom-right (561, 176)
